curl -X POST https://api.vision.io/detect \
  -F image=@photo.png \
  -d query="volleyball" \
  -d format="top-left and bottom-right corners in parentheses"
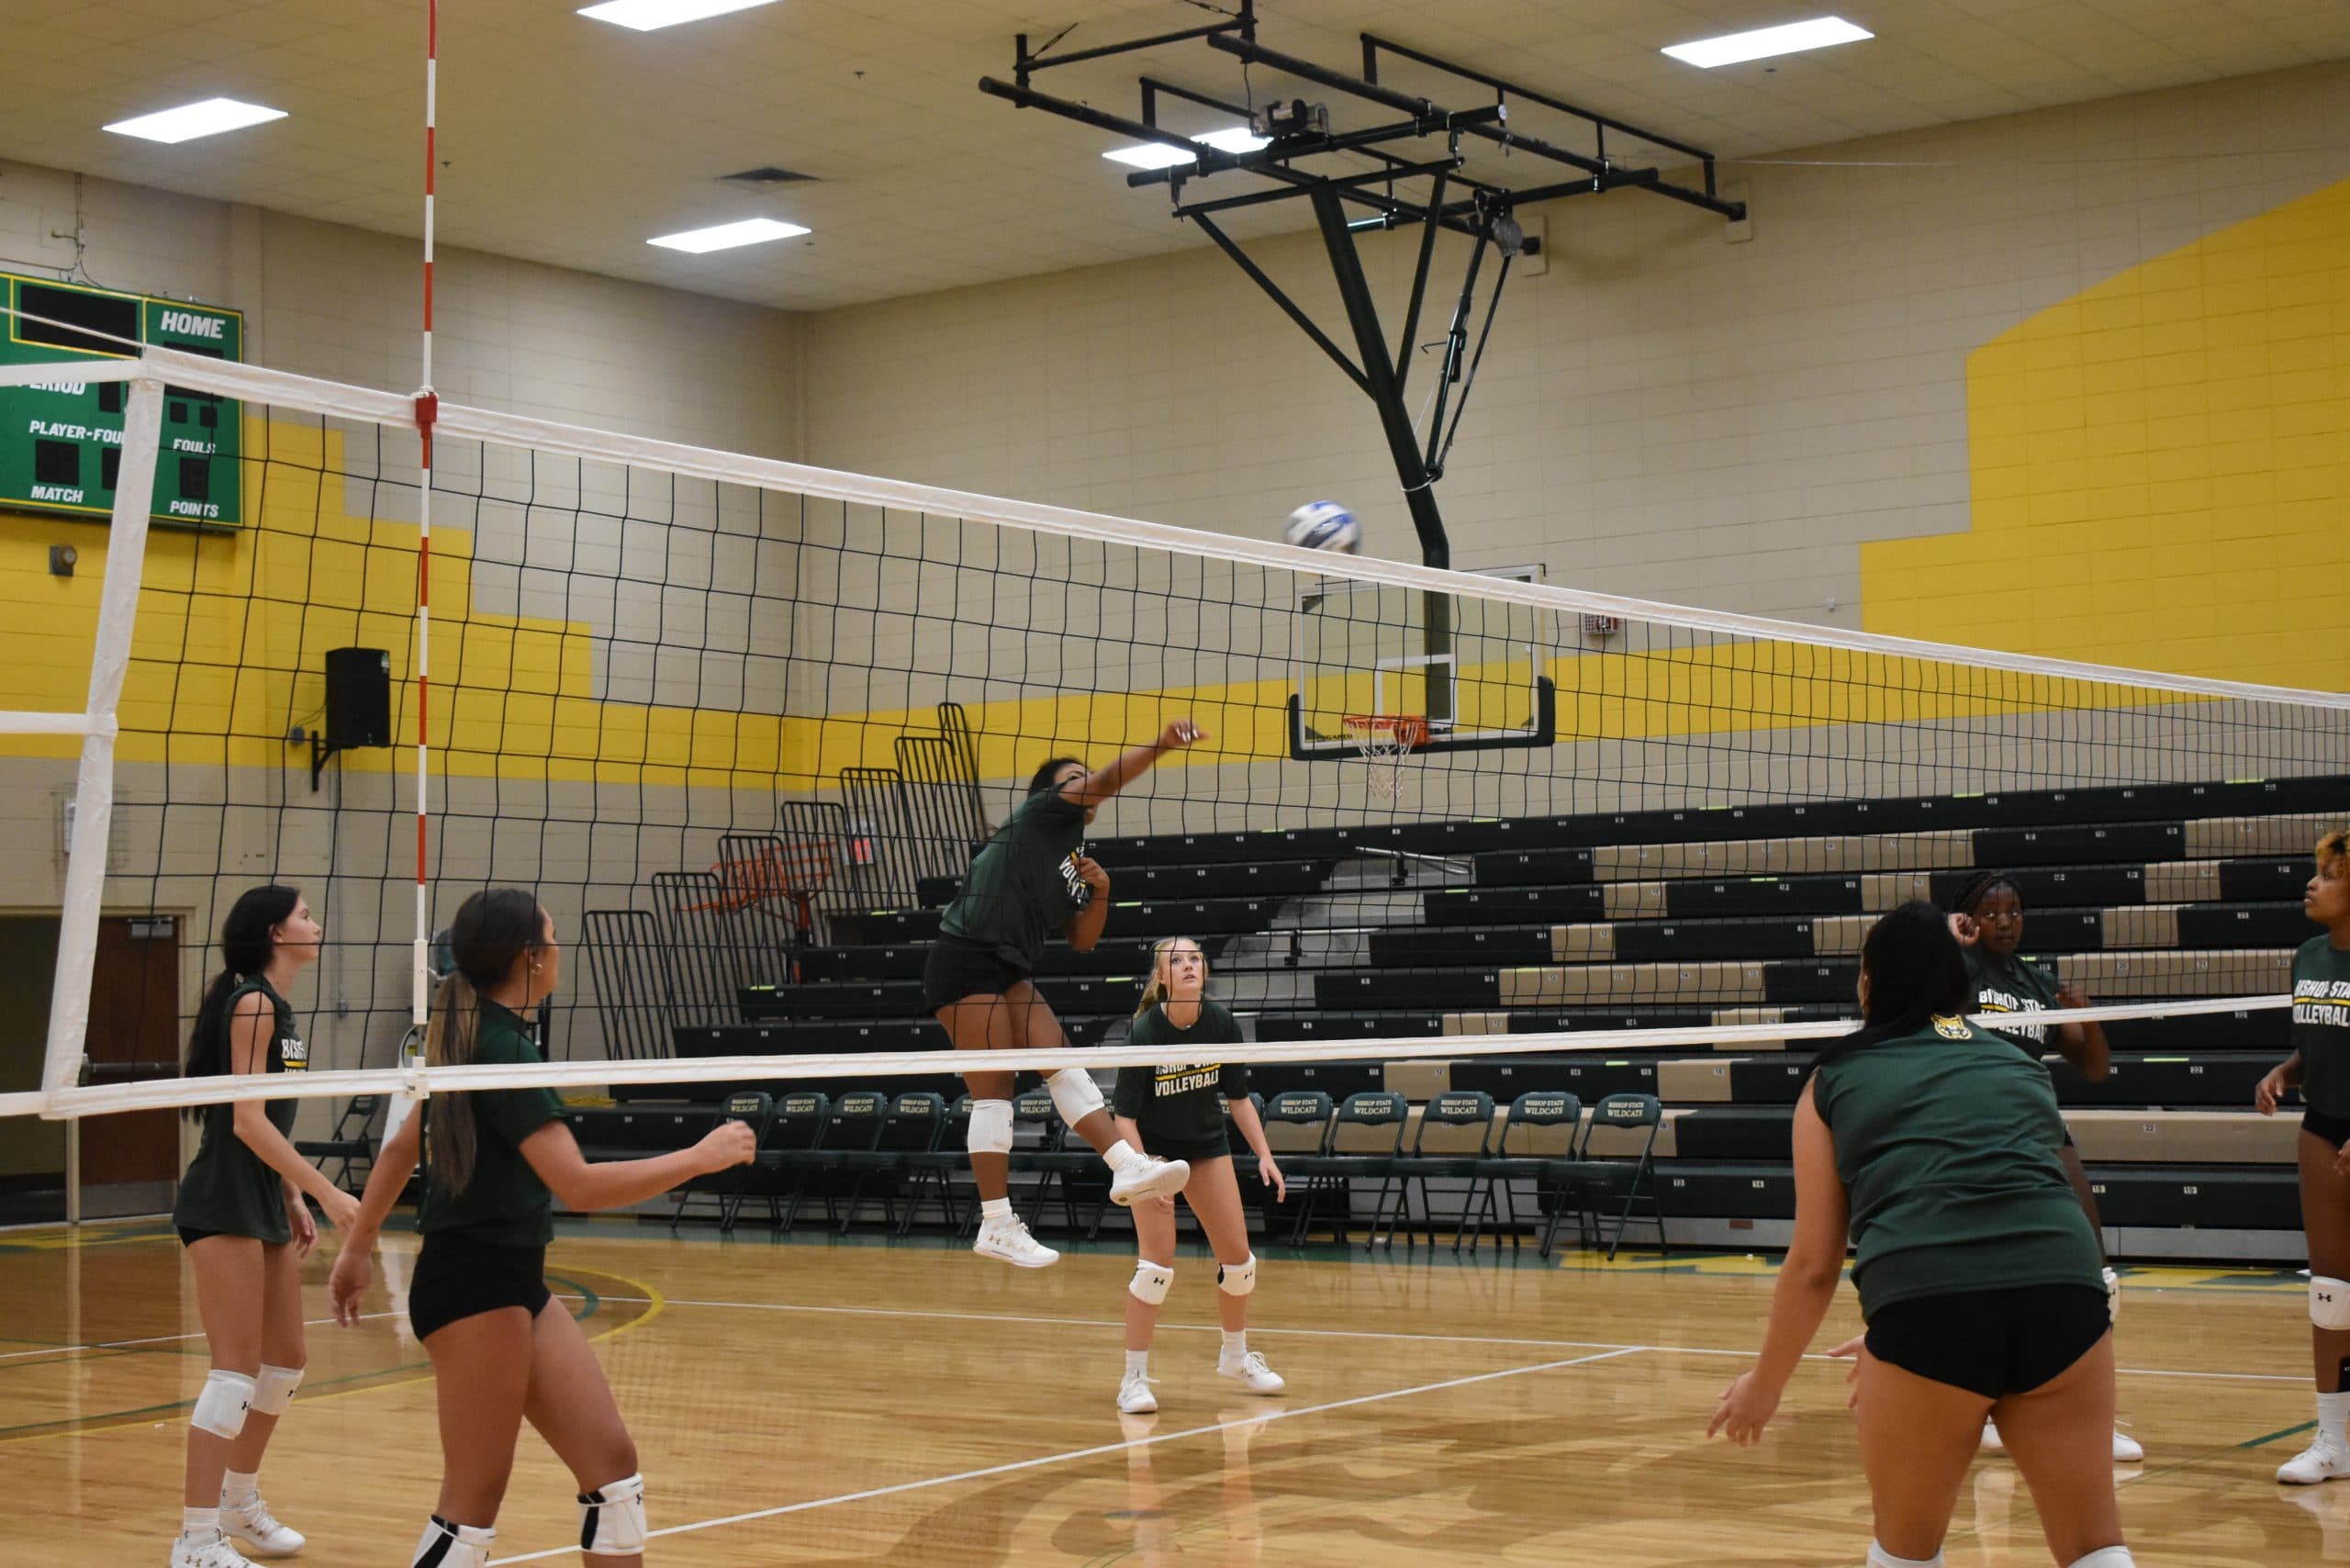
top-left (1283, 499), bottom-right (1360, 554)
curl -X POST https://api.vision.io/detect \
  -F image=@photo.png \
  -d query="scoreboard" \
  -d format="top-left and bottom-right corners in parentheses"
top-left (1, 273), bottom-right (244, 528)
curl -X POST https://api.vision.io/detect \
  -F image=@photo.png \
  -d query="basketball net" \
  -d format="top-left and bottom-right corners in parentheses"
top-left (1343, 714), bottom-right (1427, 801)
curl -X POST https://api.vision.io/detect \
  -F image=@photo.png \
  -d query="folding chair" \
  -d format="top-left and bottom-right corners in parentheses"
top-left (1287, 1091), bottom-right (1408, 1249)
top-left (899, 1094), bottom-right (970, 1234)
top-left (1399, 1090), bottom-right (1495, 1251)
top-left (296, 1094), bottom-right (384, 1193)
top-left (1013, 1088), bottom-right (1091, 1237)
top-left (1472, 1091), bottom-right (1583, 1256)
top-left (1257, 1091), bottom-right (1334, 1245)
top-left (834, 1092), bottom-right (947, 1232)
top-left (1583, 1092), bottom-right (1668, 1260)
top-left (670, 1091), bottom-right (771, 1230)
top-left (748, 1090), bottom-right (831, 1232)
top-left (811, 1090), bottom-right (890, 1228)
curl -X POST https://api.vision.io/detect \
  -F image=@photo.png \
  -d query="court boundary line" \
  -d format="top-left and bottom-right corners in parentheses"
top-left (590, 1293), bottom-right (2311, 1384)
top-left (487, 1346), bottom-right (1648, 1564)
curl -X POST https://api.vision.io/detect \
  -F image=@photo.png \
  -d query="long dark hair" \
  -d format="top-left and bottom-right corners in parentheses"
top-left (1806, 901), bottom-right (1972, 1081)
top-left (425, 887), bottom-right (547, 1197)
top-left (182, 885), bottom-right (302, 1115)
top-left (1950, 869), bottom-right (2022, 919)
top-left (1028, 756), bottom-right (1085, 797)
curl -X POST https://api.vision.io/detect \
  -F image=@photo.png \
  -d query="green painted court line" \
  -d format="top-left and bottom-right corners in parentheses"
top-left (2240, 1419), bottom-right (2317, 1449)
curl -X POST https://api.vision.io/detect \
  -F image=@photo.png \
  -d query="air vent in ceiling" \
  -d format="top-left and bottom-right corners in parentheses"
top-left (720, 165), bottom-right (818, 185)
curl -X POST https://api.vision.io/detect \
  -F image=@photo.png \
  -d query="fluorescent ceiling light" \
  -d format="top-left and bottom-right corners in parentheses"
top-left (103, 98), bottom-right (286, 145)
top-left (647, 217), bottom-right (810, 253)
top-left (1662, 17), bottom-right (1872, 68)
top-left (579, 0), bottom-right (778, 31)
top-left (1102, 125), bottom-right (1272, 170)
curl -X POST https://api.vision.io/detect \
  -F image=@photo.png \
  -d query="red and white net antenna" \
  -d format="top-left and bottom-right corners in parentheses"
top-left (410, 0), bottom-right (441, 1044)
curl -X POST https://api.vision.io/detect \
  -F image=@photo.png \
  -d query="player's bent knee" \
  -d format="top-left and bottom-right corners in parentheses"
top-left (1216, 1254), bottom-right (1258, 1298)
top-left (191, 1367), bottom-right (257, 1439)
top-left (2315, 1276), bottom-right (2350, 1330)
top-left (578, 1472), bottom-right (647, 1557)
top-left (1047, 1067), bottom-right (1104, 1124)
top-left (1129, 1260), bottom-right (1173, 1305)
top-left (250, 1361), bottom-right (304, 1416)
top-left (968, 1098), bottom-right (1014, 1157)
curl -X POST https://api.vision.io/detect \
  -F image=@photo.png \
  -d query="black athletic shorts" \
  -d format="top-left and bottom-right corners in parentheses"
top-left (1863, 1283), bottom-right (2109, 1400)
top-left (922, 935), bottom-right (1028, 1014)
top-left (1138, 1129), bottom-right (1231, 1165)
top-left (177, 1226), bottom-right (222, 1249)
top-left (2306, 1108), bottom-right (2350, 1149)
top-left (407, 1232), bottom-right (552, 1340)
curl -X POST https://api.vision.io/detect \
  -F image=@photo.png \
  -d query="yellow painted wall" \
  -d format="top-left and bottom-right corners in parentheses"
top-left (1863, 175), bottom-right (2349, 690)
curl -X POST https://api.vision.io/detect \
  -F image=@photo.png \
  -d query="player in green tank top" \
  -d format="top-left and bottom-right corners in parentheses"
top-left (926, 722), bottom-right (1207, 1271)
top-left (1709, 902), bottom-right (2131, 1568)
top-left (1947, 869), bottom-right (2138, 1462)
top-left (2255, 828), bottom-right (2350, 1485)
top-left (1107, 938), bottom-right (1288, 1414)
top-left (328, 888), bottom-right (754, 1568)
top-left (167, 885), bottom-right (361, 1568)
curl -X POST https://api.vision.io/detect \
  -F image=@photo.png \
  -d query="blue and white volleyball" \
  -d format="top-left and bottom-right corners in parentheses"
top-left (1284, 500), bottom-right (1360, 554)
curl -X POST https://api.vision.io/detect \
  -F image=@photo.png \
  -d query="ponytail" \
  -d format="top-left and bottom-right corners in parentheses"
top-left (1804, 901), bottom-right (1971, 1084)
top-left (424, 886), bottom-right (546, 1197)
top-left (181, 884), bottom-right (302, 1119)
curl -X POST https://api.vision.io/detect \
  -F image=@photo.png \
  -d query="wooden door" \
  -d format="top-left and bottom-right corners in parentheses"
top-left (79, 914), bottom-right (181, 1212)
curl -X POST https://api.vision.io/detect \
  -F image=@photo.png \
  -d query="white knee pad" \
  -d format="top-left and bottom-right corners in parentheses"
top-left (1129, 1260), bottom-right (1173, 1306)
top-left (1216, 1254), bottom-right (1258, 1298)
top-left (578, 1472), bottom-right (647, 1557)
top-left (411, 1515), bottom-right (495, 1568)
top-left (191, 1368), bottom-right (257, 1439)
top-left (2313, 1276), bottom-right (2350, 1331)
top-left (967, 1097), bottom-right (1014, 1156)
top-left (2066, 1550), bottom-right (2135, 1568)
top-left (2103, 1266), bottom-right (2121, 1325)
top-left (1047, 1067), bottom-right (1104, 1124)
top-left (1865, 1543), bottom-right (1942, 1568)
top-left (250, 1362), bottom-right (304, 1417)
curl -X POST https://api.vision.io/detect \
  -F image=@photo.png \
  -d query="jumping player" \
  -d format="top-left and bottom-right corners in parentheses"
top-left (926, 722), bottom-right (1206, 1268)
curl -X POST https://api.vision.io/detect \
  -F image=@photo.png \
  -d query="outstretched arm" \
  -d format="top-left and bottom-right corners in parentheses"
top-left (1709, 1082), bottom-right (1848, 1444)
top-left (1063, 721), bottom-right (1207, 810)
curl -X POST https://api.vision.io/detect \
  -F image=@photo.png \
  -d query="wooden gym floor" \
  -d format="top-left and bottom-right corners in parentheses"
top-left (3, 1217), bottom-right (2335, 1566)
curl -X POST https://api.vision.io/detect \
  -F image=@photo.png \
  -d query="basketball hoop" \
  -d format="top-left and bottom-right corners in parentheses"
top-left (1343, 714), bottom-right (1427, 801)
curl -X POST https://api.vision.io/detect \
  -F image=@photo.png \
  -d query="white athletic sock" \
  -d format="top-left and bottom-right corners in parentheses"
top-left (182, 1506), bottom-right (221, 1540)
top-left (1865, 1542), bottom-right (1942, 1568)
top-left (2065, 1548), bottom-right (2134, 1567)
top-left (1103, 1138), bottom-right (1143, 1171)
top-left (221, 1468), bottom-right (260, 1505)
top-left (1125, 1349), bottom-right (1149, 1379)
top-left (1221, 1329), bottom-right (1248, 1360)
top-left (979, 1196), bottom-right (1013, 1225)
top-left (2321, 1390), bottom-right (2350, 1448)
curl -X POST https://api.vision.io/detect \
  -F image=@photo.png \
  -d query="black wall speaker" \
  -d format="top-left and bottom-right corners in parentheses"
top-left (324, 647), bottom-right (391, 749)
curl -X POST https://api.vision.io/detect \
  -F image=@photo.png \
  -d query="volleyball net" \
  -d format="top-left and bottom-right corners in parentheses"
top-left (4, 343), bottom-right (2346, 1122)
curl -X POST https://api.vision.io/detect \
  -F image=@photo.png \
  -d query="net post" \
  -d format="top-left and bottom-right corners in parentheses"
top-left (40, 376), bottom-right (166, 1109)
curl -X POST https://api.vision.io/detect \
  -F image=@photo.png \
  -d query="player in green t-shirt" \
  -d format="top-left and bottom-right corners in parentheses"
top-left (329, 889), bottom-right (754, 1568)
top-left (167, 884), bottom-right (359, 1568)
top-left (924, 719), bottom-right (1208, 1270)
top-left (2255, 828), bottom-right (2350, 1485)
top-left (1108, 938), bottom-right (1288, 1415)
top-left (1946, 869), bottom-right (2138, 1462)
top-left (1709, 902), bottom-right (2130, 1568)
